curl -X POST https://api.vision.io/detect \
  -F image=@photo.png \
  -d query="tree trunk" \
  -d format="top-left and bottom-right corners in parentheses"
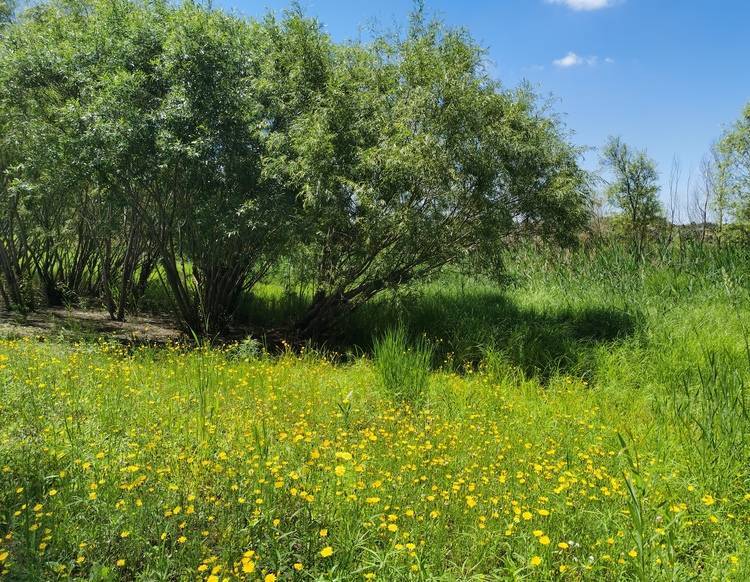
top-left (294, 290), bottom-right (351, 341)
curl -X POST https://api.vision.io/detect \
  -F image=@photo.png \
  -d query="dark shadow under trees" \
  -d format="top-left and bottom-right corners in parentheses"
top-left (239, 282), bottom-right (639, 382)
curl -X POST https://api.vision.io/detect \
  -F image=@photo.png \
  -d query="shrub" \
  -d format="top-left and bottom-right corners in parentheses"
top-left (226, 337), bottom-right (263, 362)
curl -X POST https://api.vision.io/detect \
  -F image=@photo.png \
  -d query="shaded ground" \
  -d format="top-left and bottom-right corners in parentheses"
top-left (0, 307), bottom-right (183, 344)
top-left (0, 283), bottom-right (639, 381)
top-left (242, 283), bottom-right (640, 380)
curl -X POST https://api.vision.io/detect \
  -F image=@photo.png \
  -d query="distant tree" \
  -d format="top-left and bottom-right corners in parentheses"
top-left (717, 103), bottom-right (750, 223)
top-left (600, 136), bottom-right (663, 256)
top-left (692, 155), bottom-right (714, 243)
top-left (0, 0), bottom-right (15, 26)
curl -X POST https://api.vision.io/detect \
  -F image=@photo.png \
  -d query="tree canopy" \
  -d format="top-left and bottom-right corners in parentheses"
top-left (281, 18), bottom-right (591, 336)
top-left (0, 0), bottom-right (593, 335)
top-left (600, 136), bottom-right (663, 255)
top-left (718, 103), bottom-right (750, 222)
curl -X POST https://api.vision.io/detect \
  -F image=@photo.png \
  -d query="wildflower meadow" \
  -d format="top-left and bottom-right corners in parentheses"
top-left (1, 247), bottom-right (749, 580)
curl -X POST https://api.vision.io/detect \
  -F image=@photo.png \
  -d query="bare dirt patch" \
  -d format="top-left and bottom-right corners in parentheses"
top-left (0, 307), bottom-right (183, 344)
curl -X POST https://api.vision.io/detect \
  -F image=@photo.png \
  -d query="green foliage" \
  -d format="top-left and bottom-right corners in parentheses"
top-left (0, 0), bottom-right (312, 331)
top-left (601, 136), bottom-right (663, 256)
top-left (0, 0), bottom-right (157, 312)
top-left (373, 326), bottom-right (432, 406)
top-left (276, 11), bottom-right (592, 336)
top-left (664, 348), bottom-right (750, 493)
top-left (717, 103), bottom-right (750, 222)
top-left (73, 0), bottom-right (298, 333)
top-left (225, 337), bottom-right (263, 362)
top-left (0, 0), bottom-right (13, 25)
top-left (0, 0), bottom-right (592, 336)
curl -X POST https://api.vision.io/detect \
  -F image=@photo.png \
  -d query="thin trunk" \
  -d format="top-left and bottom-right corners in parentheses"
top-left (100, 235), bottom-right (116, 319)
top-left (116, 220), bottom-right (140, 321)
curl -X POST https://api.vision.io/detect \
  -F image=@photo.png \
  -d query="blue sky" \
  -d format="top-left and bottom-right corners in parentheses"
top-left (220, 0), bottom-right (750, 216)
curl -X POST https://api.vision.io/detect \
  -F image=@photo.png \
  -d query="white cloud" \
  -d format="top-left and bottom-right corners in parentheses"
top-left (553, 52), bottom-right (614, 68)
top-left (552, 51), bottom-right (597, 69)
top-left (546, 0), bottom-right (616, 11)
top-left (554, 52), bottom-right (584, 67)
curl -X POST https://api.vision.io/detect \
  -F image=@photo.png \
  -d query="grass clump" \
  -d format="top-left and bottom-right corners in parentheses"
top-left (373, 326), bottom-right (432, 406)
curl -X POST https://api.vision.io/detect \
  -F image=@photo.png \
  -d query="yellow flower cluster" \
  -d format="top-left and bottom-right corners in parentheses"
top-left (0, 338), bottom-right (747, 580)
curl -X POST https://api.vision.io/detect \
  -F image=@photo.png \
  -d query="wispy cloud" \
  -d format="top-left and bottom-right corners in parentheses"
top-left (553, 52), bottom-right (614, 68)
top-left (546, 0), bottom-right (617, 11)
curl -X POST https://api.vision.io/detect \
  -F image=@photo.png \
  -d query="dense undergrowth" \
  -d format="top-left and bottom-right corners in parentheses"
top-left (1, 243), bottom-right (749, 580)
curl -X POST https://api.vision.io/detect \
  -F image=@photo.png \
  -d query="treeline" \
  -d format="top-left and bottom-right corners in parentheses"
top-left (596, 110), bottom-right (750, 254)
top-left (1, 0), bottom-right (591, 335)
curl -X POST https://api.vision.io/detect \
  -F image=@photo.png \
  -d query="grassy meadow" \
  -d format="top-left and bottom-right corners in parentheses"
top-left (1, 244), bottom-right (749, 580)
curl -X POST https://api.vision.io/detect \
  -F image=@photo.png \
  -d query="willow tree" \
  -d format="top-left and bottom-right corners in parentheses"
top-left (0, 0), bottom-right (14, 25)
top-left (0, 117), bottom-right (32, 311)
top-left (96, 4), bottom-right (335, 333)
top-left (718, 104), bottom-right (750, 223)
top-left (600, 137), bottom-right (663, 257)
top-left (0, 4), bottom-right (41, 311)
top-left (2, 0), bottom-right (320, 331)
top-left (1, 1), bottom-right (150, 313)
top-left (280, 15), bottom-right (591, 338)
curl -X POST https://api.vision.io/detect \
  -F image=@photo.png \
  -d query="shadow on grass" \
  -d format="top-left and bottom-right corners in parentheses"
top-left (242, 283), bottom-right (639, 383)
top-left (10, 278), bottom-right (637, 382)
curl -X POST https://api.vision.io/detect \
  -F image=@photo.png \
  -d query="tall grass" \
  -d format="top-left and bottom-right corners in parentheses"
top-left (373, 326), bottom-right (432, 406)
top-left (665, 348), bottom-right (750, 492)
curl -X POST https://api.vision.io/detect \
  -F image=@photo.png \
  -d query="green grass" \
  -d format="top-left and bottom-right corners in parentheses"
top-left (1, 242), bottom-right (749, 580)
top-left (373, 327), bottom-right (432, 407)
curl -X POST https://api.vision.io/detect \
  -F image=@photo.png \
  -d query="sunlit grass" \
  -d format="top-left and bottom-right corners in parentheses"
top-left (1, 244), bottom-right (750, 579)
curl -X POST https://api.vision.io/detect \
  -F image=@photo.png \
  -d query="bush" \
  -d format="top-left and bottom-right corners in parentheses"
top-left (225, 337), bottom-right (263, 362)
top-left (373, 327), bottom-right (432, 406)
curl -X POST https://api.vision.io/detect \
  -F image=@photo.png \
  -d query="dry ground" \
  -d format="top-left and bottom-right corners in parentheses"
top-left (0, 307), bottom-right (183, 344)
